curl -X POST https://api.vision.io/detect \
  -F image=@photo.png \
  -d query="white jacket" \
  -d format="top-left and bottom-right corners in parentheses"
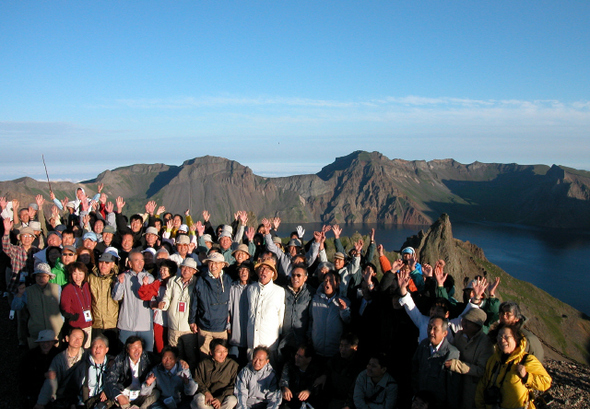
top-left (246, 281), bottom-right (285, 350)
top-left (160, 275), bottom-right (197, 332)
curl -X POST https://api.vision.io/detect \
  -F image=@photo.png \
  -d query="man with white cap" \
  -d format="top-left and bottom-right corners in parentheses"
top-left (159, 257), bottom-right (199, 369)
top-left (190, 252), bottom-right (233, 356)
top-left (169, 234), bottom-right (195, 267)
top-left (246, 259), bottom-right (285, 361)
top-left (11, 262), bottom-right (63, 349)
top-left (140, 226), bottom-right (161, 251)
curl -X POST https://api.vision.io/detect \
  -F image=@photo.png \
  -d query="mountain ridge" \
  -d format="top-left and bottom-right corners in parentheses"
top-left (1, 151), bottom-right (590, 228)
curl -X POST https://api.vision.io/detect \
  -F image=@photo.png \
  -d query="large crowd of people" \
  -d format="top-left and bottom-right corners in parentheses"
top-left (0, 186), bottom-right (552, 409)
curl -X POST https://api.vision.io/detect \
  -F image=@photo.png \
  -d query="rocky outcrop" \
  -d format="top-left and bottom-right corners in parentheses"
top-left (401, 214), bottom-right (590, 365)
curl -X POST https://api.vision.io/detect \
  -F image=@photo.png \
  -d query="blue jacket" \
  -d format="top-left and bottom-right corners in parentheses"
top-left (189, 272), bottom-right (232, 332)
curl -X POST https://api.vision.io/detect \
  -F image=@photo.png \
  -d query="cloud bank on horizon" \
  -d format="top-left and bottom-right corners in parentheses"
top-left (1, 1), bottom-right (589, 181)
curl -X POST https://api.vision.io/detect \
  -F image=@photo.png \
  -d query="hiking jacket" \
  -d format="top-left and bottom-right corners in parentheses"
top-left (161, 275), bottom-right (197, 332)
top-left (235, 363), bottom-right (281, 409)
top-left (88, 265), bottom-right (120, 330)
top-left (475, 338), bottom-right (551, 409)
top-left (189, 272), bottom-right (232, 332)
top-left (246, 280), bottom-right (285, 350)
top-left (308, 290), bottom-right (351, 357)
top-left (449, 329), bottom-right (495, 409)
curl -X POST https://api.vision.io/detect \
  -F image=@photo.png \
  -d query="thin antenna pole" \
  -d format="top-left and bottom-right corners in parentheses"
top-left (42, 154), bottom-right (53, 195)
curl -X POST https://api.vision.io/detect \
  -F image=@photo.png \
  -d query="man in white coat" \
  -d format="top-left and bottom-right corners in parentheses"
top-left (246, 259), bottom-right (285, 365)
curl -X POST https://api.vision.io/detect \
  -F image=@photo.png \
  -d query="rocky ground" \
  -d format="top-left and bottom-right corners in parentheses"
top-left (1, 299), bottom-right (589, 409)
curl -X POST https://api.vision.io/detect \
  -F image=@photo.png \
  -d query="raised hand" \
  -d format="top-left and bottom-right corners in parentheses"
top-left (354, 239), bottom-right (364, 254)
top-left (488, 277), bottom-right (500, 297)
top-left (49, 191), bottom-right (56, 201)
top-left (61, 197), bottom-right (69, 210)
top-left (195, 221), bottom-right (205, 236)
top-left (296, 225), bottom-right (305, 239)
top-left (105, 201), bottom-right (114, 214)
top-left (99, 192), bottom-right (108, 205)
top-left (397, 269), bottom-right (411, 295)
top-left (116, 196), bottom-right (125, 213)
top-left (370, 228), bottom-right (375, 242)
top-left (97, 183), bottom-right (104, 193)
top-left (391, 258), bottom-right (404, 272)
top-left (422, 263), bottom-right (433, 278)
top-left (321, 224), bottom-right (332, 235)
top-left (202, 210), bottom-right (210, 222)
top-left (272, 217), bottom-right (281, 231)
top-left (35, 194), bottom-right (45, 208)
top-left (261, 218), bottom-right (271, 234)
top-left (332, 224), bottom-right (342, 239)
top-left (185, 208), bottom-right (191, 217)
top-left (239, 211), bottom-right (248, 225)
top-left (472, 277), bottom-right (488, 301)
top-left (145, 201), bottom-right (156, 215)
top-left (166, 219), bottom-right (173, 231)
top-left (377, 244), bottom-right (384, 257)
top-left (245, 226), bottom-right (255, 241)
top-left (0, 197), bottom-right (6, 210)
top-left (156, 205), bottom-right (165, 216)
top-left (80, 197), bottom-right (89, 212)
top-left (313, 230), bottom-right (322, 242)
top-left (434, 262), bottom-right (448, 287)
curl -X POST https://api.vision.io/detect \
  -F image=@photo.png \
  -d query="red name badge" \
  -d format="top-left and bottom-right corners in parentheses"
top-left (178, 301), bottom-right (186, 313)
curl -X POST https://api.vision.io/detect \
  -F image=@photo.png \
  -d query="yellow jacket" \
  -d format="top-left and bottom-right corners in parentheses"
top-left (476, 337), bottom-right (551, 409)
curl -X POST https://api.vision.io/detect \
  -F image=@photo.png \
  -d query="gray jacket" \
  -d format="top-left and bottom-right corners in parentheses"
top-left (112, 269), bottom-right (154, 332)
top-left (235, 363), bottom-right (281, 409)
top-left (412, 337), bottom-right (460, 409)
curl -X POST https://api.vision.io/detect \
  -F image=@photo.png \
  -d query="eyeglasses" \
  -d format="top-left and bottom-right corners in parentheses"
top-left (497, 335), bottom-right (514, 341)
top-left (292, 274), bottom-right (304, 278)
top-left (62, 253), bottom-right (75, 257)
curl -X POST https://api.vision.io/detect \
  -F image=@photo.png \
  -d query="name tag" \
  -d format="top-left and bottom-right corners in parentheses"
top-left (124, 389), bottom-right (140, 400)
top-left (177, 302), bottom-right (186, 313)
top-left (83, 310), bottom-right (93, 322)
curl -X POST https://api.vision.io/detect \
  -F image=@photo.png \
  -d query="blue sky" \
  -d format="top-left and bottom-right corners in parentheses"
top-left (1, 1), bottom-right (589, 181)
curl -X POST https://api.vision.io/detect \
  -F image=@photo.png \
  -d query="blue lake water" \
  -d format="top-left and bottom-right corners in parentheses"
top-left (280, 222), bottom-right (590, 315)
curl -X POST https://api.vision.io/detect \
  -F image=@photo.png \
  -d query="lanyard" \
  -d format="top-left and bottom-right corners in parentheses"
top-left (73, 284), bottom-right (90, 311)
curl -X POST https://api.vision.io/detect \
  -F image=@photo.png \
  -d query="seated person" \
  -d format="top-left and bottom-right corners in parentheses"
top-left (104, 336), bottom-right (158, 409)
top-left (279, 344), bottom-right (322, 409)
top-left (193, 338), bottom-right (239, 409)
top-left (21, 330), bottom-right (59, 409)
top-left (314, 333), bottom-right (365, 409)
top-left (35, 327), bottom-right (86, 409)
top-left (141, 346), bottom-right (197, 409)
top-left (68, 335), bottom-right (114, 408)
top-left (353, 353), bottom-right (398, 409)
top-left (235, 346), bottom-right (282, 409)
